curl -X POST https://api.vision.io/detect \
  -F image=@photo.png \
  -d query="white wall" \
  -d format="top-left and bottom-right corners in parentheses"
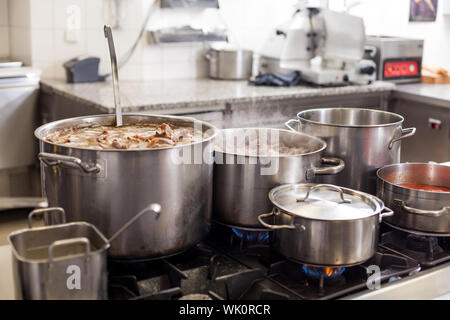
top-left (0, 0), bottom-right (10, 58)
top-left (6, 0), bottom-right (209, 80)
top-left (349, 0), bottom-right (450, 70)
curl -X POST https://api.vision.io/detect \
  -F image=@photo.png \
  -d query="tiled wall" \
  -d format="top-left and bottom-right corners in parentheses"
top-left (6, 0), bottom-right (209, 80)
top-left (4, 0), bottom-right (299, 80)
top-left (0, 0), bottom-right (10, 58)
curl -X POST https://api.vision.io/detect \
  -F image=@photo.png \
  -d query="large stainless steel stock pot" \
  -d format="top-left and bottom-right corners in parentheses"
top-left (258, 183), bottom-right (393, 266)
top-left (286, 108), bottom-right (416, 194)
top-left (377, 163), bottom-right (450, 234)
top-left (35, 114), bottom-right (218, 259)
top-left (213, 128), bottom-right (345, 229)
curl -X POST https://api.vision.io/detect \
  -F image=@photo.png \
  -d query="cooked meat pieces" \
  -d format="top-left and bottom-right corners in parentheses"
top-left (44, 122), bottom-right (201, 150)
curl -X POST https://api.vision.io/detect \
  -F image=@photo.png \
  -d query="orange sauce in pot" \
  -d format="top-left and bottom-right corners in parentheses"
top-left (398, 183), bottom-right (450, 193)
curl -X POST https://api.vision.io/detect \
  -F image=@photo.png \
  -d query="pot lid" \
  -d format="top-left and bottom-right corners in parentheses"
top-left (269, 184), bottom-right (382, 221)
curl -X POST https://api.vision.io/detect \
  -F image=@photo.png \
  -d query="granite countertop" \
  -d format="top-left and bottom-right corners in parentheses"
top-left (393, 83), bottom-right (450, 109)
top-left (40, 79), bottom-right (395, 114)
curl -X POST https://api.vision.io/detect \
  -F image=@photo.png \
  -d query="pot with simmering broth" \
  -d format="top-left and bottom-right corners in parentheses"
top-left (35, 114), bottom-right (218, 259)
top-left (213, 128), bottom-right (345, 229)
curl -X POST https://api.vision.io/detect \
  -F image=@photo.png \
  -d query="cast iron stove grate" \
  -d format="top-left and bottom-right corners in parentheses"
top-left (106, 224), bottom-right (421, 300)
top-left (380, 229), bottom-right (450, 268)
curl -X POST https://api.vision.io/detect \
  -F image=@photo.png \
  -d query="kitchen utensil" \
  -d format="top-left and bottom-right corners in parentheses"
top-left (258, 183), bottom-right (393, 266)
top-left (377, 163), bottom-right (450, 234)
top-left (104, 25), bottom-right (122, 126)
top-left (205, 45), bottom-right (253, 80)
top-left (9, 204), bottom-right (161, 300)
top-left (286, 108), bottom-right (416, 195)
top-left (35, 114), bottom-right (218, 259)
top-left (213, 128), bottom-right (345, 229)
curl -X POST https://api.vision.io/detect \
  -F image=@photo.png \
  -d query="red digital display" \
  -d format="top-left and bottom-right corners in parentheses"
top-left (384, 61), bottom-right (420, 78)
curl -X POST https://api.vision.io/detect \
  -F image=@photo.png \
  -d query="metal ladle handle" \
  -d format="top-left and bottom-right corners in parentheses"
top-left (296, 184), bottom-right (352, 203)
top-left (108, 203), bottom-right (162, 243)
top-left (104, 25), bottom-right (123, 127)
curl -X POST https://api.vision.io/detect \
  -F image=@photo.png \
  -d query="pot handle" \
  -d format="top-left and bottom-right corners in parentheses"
top-left (284, 118), bottom-right (299, 132)
top-left (204, 53), bottom-right (212, 61)
top-left (38, 152), bottom-right (101, 174)
top-left (388, 127), bottom-right (416, 150)
top-left (48, 237), bottom-right (90, 265)
top-left (28, 207), bottom-right (66, 228)
top-left (297, 184), bottom-right (352, 203)
top-left (379, 207), bottom-right (394, 223)
top-left (108, 203), bottom-right (162, 243)
top-left (394, 199), bottom-right (449, 217)
top-left (313, 157), bottom-right (345, 175)
top-left (257, 209), bottom-right (296, 230)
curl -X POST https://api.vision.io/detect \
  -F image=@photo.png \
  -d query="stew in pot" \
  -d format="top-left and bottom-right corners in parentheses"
top-left (44, 123), bottom-right (203, 150)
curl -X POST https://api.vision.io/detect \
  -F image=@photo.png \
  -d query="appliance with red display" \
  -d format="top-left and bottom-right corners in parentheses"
top-left (366, 36), bottom-right (424, 84)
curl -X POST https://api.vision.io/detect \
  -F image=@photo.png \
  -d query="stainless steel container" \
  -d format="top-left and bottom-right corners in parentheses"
top-left (9, 204), bottom-right (161, 300)
top-left (35, 114), bottom-right (218, 259)
top-left (377, 163), bottom-right (450, 234)
top-left (258, 183), bottom-right (393, 266)
top-left (286, 108), bottom-right (416, 195)
top-left (213, 128), bottom-right (345, 229)
top-left (9, 208), bottom-right (110, 300)
top-left (205, 47), bottom-right (253, 80)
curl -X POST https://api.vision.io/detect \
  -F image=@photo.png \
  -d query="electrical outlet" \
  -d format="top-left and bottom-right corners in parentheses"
top-left (65, 4), bottom-right (81, 43)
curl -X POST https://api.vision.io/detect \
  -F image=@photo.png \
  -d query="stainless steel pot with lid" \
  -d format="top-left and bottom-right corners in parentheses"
top-left (258, 183), bottom-right (393, 266)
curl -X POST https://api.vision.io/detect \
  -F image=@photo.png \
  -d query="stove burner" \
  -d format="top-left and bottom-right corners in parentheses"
top-left (302, 265), bottom-right (346, 280)
top-left (231, 228), bottom-right (270, 243)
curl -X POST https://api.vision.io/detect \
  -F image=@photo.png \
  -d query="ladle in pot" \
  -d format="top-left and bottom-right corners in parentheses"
top-left (104, 25), bottom-right (123, 127)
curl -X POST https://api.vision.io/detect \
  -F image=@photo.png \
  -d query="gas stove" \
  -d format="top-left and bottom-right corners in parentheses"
top-left (106, 222), bottom-right (450, 300)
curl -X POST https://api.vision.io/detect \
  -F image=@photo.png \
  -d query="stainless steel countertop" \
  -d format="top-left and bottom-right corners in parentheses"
top-left (393, 83), bottom-right (450, 109)
top-left (0, 245), bottom-right (14, 300)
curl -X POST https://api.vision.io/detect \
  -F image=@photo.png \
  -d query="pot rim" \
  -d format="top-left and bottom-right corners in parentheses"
top-left (8, 221), bottom-right (111, 264)
top-left (34, 113), bottom-right (219, 153)
top-left (214, 127), bottom-right (327, 159)
top-left (208, 45), bottom-right (253, 55)
top-left (376, 163), bottom-right (450, 198)
top-left (297, 107), bottom-right (405, 128)
top-left (269, 183), bottom-right (384, 222)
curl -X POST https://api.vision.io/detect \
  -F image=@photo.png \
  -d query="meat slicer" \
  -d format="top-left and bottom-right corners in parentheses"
top-left (259, 7), bottom-right (376, 86)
